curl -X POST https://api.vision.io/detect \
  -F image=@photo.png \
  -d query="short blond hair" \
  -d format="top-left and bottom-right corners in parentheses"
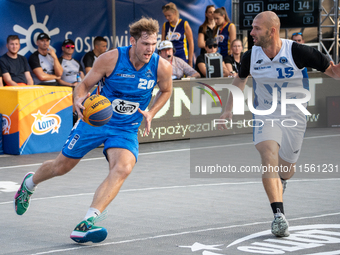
top-left (129, 17), bottom-right (159, 41)
top-left (162, 2), bottom-right (179, 19)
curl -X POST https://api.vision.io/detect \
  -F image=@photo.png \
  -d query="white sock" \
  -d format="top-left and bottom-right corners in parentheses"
top-left (83, 207), bottom-right (101, 221)
top-left (25, 176), bottom-right (36, 191)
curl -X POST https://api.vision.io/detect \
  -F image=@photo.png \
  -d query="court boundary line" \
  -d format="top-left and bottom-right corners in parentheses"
top-left (28, 211), bottom-right (340, 255)
top-left (1, 133), bottom-right (339, 171)
top-left (1, 178), bottom-right (339, 206)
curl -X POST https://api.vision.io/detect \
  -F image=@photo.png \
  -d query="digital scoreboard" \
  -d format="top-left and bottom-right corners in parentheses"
top-left (239, 0), bottom-right (319, 29)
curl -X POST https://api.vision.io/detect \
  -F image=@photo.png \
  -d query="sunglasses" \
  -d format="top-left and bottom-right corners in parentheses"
top-left (65, 45), bottom-right (75, 49)
top-left (207, 44), bottom-right (218, 49)
top-left (292, 32), bottom-right (302, 36)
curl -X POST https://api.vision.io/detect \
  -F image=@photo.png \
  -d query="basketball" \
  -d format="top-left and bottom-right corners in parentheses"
top-left (82, 95), bottom-right (112, 127)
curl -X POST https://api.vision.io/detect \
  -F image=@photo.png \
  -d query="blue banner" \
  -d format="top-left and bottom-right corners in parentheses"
top-left (0, 0), bottom-right (113, 60)
top-left (0, 0), bottom-right (231, 62)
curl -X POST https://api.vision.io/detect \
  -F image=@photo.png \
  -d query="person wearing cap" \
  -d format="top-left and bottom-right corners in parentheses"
top-left (57, 39), bottom-right (84, 87)
top-left (158, 40), bottom-right (200, 79)
top-left (81, 36), bottom-right (107, 74)
top-left (28, 32), bottom-right (63, 85)
top-left (0, 35), bottom-right (33, 86)
top-left (195, 37), bottom-right (226, 78)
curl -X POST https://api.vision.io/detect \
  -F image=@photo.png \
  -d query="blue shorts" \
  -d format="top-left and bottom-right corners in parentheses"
top-left (62, 120), bottom-right (139, 162)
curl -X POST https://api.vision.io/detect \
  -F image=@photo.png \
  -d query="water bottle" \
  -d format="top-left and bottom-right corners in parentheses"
top-left (76, 73), bottom-right (82, 82)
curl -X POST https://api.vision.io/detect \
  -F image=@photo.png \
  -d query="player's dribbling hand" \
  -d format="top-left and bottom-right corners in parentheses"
top-left (74, 93), bottom-right (90, 120)
top-left (217, 111), bottom-right (233, 130)
top-left (138, 108), bottom-right (152, 137)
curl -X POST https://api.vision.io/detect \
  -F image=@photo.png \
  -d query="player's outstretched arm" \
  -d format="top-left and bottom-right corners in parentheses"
top-left (139, 57), bottom-right (173, 136)
top-left (324, 61), bottom-right (340, 80)
top-left (74, 50), bottom-right (118, 119)
top-left (218, 74), bottom-right (248, 130)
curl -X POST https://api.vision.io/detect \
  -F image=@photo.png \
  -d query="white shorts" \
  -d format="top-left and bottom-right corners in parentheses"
top-left (252, 112), bottom-right (307, 163)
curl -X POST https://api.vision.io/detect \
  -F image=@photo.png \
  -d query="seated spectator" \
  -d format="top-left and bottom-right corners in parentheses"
top-left (28, 33), bottom-right (63, 85)
top-left (223, 39), bottom-right (243, 77)
top-left (0, 35), bottom-right (33, 86)
top-left (81, 36), bottom-right (107, 74)
top-left (195, 38), bottom-right (225, 78)
top-left (57, 39), bottom-right (84, 87)
top-left (157, 40), bottom-right (200, 79)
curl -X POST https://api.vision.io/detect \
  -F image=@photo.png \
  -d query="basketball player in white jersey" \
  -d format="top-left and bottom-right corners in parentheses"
top-left (219, 11), bottom-right (340, 237)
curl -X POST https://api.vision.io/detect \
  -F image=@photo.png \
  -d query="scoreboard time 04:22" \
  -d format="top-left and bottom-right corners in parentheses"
top-left (239, 0), bottom-right (319, 29)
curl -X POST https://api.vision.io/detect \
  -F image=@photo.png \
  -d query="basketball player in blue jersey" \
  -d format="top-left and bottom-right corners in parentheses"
top-left (218, 11), bottom-right (340, 237)
top-left (14, 17), bottom-right (172, 244)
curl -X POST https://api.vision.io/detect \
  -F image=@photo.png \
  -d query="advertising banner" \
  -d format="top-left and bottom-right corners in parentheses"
top-left (0, 86), bottom-right (73, 155)
top-left (0, 0), bottom-right (231, 61)
top-left (138, 73), bottom-right (340, 143)
top-left (0, 0), bottom-right (113, 61)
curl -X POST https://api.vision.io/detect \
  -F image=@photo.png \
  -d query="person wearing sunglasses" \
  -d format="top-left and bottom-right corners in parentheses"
top-left (291, 32), bottom-right (304, 44)
top-left (0, 35), bottom-right (33, 86)
top-left (57, 39), bottom-right (84, 88)
top-left (223, 39), bottom-right (243, 77)
top-left (195, 38), bottom-right (224, 77)
top-left (161, 2), bottom-right (194, 67)
top-left (28, 32), bottom-right (63, 85)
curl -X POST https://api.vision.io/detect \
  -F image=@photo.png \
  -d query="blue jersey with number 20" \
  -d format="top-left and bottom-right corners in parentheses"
top-left (101, 45), bottom-right (159, 127)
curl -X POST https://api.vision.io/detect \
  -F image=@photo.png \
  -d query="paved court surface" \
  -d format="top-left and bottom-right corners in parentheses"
top-left (1, 127), bottom-right (340, 255)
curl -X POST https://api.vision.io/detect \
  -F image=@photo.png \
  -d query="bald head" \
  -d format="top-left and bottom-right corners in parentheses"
top-left (254, 11), bottom-right (280, 31)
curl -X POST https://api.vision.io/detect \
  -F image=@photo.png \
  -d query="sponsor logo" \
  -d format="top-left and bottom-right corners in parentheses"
top-left (116, 73), bottom-right (135, 78)
top-left (167, 32), bottom-right (181, 41)
top-left (31, 110), bottom-right (61, 135)
top-left (68, 134), bottom-right (80, 150)
top-left (14, 5), bottom-right (60, 55)
top-left (112, 99), bottom-right (139, 115)
top-left (216, 35), bottom-right (225, 44)
top-left (89, 97), bottom-right (110, 110)
top-left (254, 66), bottom-right (271, 70)
top-left (2, 114), bottom-right (11, 134)
top-left (280, 56), bottom-right (288, 64)
top-left (227, 224), bottom-right (340, 254)
top-left (256, 59), bottom-right (263, 64)
top-left (145, 69), bottom-right (154, 78)
top-left (179, 224), bottom-right (340, 254)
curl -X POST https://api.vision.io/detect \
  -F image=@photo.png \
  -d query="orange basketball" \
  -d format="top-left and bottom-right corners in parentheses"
top-left (82, 95), bottom-right (112, 127)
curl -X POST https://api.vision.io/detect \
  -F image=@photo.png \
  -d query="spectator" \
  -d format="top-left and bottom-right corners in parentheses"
top-left (0, 35), bottom-right (33, 86)
top-left (57, 39), bottom-right (84, 87)
top-left (198, 5), bottom-right (216, 55)
top-left (213, 7), bottom-right (236, 58)
top-left (81, 36), bottom-right (107, 74)
top-left (161, 2), bottom-right (194, 67)
top-left (223, 39), bottom-right (243, 77)
top-left (291, 32), bottom-right (304, 43)
top-left (158, 40), bottom-right (200, 79)
top-left (195, 38), bottom-right (225, 78)
top-left (28, 32), bottom-right (63, 85)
